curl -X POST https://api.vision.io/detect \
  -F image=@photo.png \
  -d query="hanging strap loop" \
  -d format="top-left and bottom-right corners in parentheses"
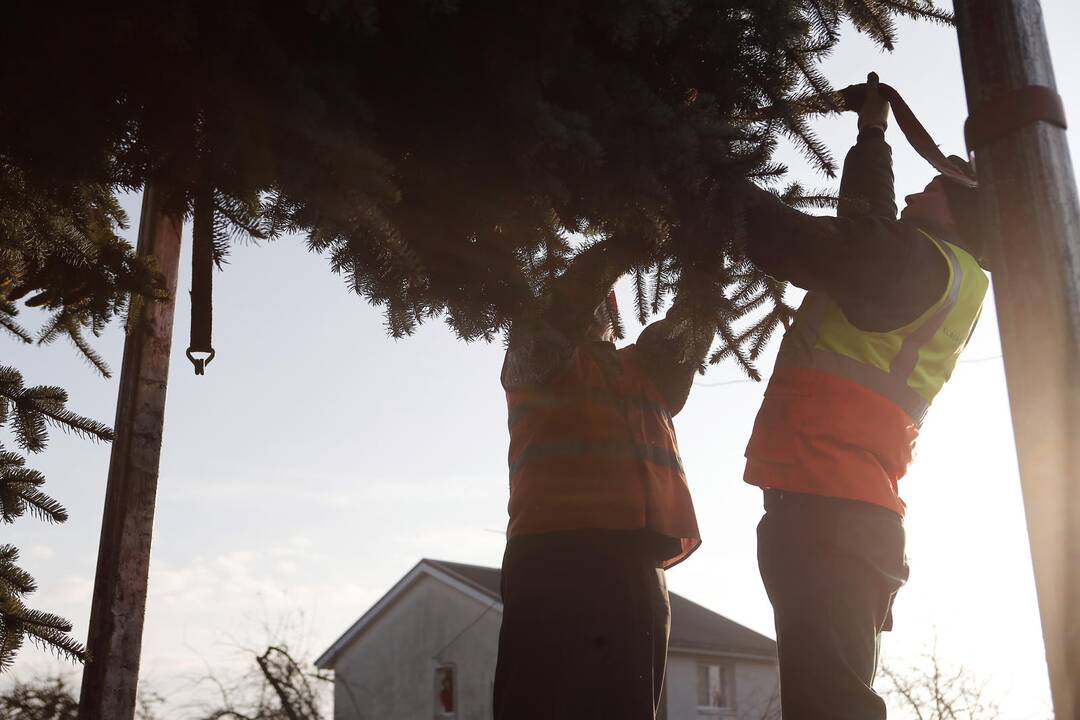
top-left (186, 348), bottom-right (216, 375)
top-left (188, 183), bottom-right (215, 375)
top-left (964, 85), bottom-right (1067, 151)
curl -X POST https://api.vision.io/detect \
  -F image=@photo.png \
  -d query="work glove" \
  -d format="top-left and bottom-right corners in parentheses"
top-left (857, 72), bottom-right (890, 132)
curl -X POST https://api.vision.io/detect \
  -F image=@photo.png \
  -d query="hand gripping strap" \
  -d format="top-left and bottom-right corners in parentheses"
top-left (837, 81), bottom-right (979, 188)
top-left (964, 85), bottom-right (1067, 151)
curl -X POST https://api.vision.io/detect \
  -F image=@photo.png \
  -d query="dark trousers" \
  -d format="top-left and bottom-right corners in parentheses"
top-left (758, 490), bottom-right (910, 720)
top-left (494, 530), bottom-right (670, 720)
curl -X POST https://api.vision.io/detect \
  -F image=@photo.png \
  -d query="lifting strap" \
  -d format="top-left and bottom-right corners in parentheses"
top-left (835, 79), bottom-right (1067, 187)
top-left (187, 185), bottom-right (216, 375)
top-left (964, 84), bottom-right (1067, 151)
top-left (836, 80), bottom-right (978, 188)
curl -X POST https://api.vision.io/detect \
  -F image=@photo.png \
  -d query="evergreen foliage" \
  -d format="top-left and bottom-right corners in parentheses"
top-left (0, 365), bottom-right (112, 669)
top-left (0, 138), bottom-right (162, 671)
top-left (0, 0), bottom-right (947, 671)
top-left (0, 675), bottom-right (80, 720)
top-left (1, 0), bottom-right (949, 364)
top-left (0, 161), bottom-right (164, 377)
top-left (0, 171), bottom-right (152, 668)
top-left (0, 673), bottom-right (163, 719)
top-left (0, 647), bottom-right (319, 719)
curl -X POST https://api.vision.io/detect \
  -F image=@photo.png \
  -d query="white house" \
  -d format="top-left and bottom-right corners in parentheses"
top-left (316, 559), bottom-right (780, 720)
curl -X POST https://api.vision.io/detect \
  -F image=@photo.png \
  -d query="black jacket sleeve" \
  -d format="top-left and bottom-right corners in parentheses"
top-left (837, 127), bottom-right (898, 220)
top-left (503, 240), bottom-right (650, 389)
top-left (633, 303), bottom-right (713, 416)
top-left (742, 129), bottom-right (948, 330)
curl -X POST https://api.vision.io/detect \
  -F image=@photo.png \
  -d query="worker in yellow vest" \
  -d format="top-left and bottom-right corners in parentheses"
top-left (495, 239), bottom-right (711, 720)
top-left (740, 75), bottom-right (989, 719)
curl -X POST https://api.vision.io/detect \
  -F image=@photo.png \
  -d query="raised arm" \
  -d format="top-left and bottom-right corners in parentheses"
top-left (542, 240), bottom-right (647, 341)
top-left (634, 299), bottom-right (715, 416)
top-left (838, 73), bottom-right (898, 220)
top-left (837, 127), bottom-right (897, 220)
top-left (740, 76), bottom-right (946, 318)
top-left (502, 239), bottom-right (650, 389)
top-left (741, 178), bottom-right (946, 317)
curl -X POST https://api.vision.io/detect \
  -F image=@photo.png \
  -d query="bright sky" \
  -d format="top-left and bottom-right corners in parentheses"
top-left (7, 3), bottom-right (1080, 717)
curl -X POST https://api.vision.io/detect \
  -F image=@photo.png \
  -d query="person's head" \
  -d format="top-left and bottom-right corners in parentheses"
top-left (900, 158), bottom-right (988, 269)
top-left (900, 175), bottom-right (954, 229)
top-left (584, 291), bottom-right (617, 343)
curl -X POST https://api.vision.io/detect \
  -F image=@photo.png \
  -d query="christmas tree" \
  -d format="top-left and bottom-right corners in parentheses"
top-left (1, 0), bottom-right (950, 359)
top-left (0, 0), bottom-right (949, 668)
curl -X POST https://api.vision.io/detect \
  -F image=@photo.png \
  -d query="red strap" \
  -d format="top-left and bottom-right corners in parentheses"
top-left (965, 85), bottom-right (1067, 150)
top-left (607, 289), bottom-right (618, 314)
top-left (837, 82), bottom-right (978, 188)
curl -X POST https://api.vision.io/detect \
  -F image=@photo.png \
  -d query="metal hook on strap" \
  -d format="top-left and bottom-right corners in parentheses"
top-left (186, 348), bottom-right (216, 375)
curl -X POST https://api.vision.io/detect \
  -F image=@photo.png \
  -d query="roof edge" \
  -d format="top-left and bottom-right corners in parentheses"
top-left (669, 645), bottom-right (778, 662)
top-left (315, 559), bottom-right (502, 669)
top-left (423, 559), bottom-right (501, 603)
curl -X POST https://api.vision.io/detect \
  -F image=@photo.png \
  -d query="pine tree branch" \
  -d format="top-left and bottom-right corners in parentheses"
top-left (64, 325), bottom-right (112, 378)
top-left (19, 608), bottom-right (86, 664)
top-left (877, 0), bottom-right (953, 24)
top-left (842, 0), bottom-right (900, 50)
top-left (0, 376), bottom-right (114, 446)
top-left (0, 547), bottom-right (37, 597)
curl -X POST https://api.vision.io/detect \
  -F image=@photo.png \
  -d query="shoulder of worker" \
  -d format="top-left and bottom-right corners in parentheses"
top-left (869, 217), bottom-right (953, 321)
top-left (905, 220), bottom-right (961, 282)
top-left (502, 314), bottom-right (576, 390)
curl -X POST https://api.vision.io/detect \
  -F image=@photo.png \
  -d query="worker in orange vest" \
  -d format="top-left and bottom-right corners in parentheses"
top-left (494, 239), bottom-right (711, 720)
top-left (740, 74), bottom-right (989, 719)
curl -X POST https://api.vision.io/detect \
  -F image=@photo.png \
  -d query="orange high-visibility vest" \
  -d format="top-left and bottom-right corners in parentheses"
top-left (504, 343), bottom-right (700, 568)
top-left (744, 233), bottom-right (989, 515)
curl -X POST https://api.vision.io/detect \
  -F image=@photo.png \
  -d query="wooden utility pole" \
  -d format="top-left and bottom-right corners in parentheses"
top-left (955, 2), bottom-right (1079, 718)
top-left (78, 187), bottom-right (183, 719)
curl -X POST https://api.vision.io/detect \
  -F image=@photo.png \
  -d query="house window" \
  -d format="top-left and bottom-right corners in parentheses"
top-left (696, 663), bottom-right (735, 714)
top-left (435, 664), bottom-right (456, 718)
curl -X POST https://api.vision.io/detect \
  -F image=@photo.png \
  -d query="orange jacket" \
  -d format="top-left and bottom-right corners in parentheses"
top-left (744, 367), bottom-right (917, 515)
top-left (504, 342), bottom-right (700, 568)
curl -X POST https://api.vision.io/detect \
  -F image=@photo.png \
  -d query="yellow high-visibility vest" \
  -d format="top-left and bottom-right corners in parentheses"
top-left (775, 231), bottom-right (989, 426)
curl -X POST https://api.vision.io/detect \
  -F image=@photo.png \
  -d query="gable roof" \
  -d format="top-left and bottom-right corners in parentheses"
top-left (666, 593), bottom-right (777, 658)
top-left (315, 559), bottom-right (504, 668)
top-left (427, 559), bottom-right (776, 659)
top-left (317, 558), bottom-right (776, 668)
top-left (426, 559), bottom-right (502, 601)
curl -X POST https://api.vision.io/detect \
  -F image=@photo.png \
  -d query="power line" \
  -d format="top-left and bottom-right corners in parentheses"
top-left (433, 600), bottom-right (499, 660)
top-left (957, 353), bottom-right (1004, 364)
top-left (693, 354), bottom-right (1003, 388)
top-left (694, 376), bottom-right (763, 388)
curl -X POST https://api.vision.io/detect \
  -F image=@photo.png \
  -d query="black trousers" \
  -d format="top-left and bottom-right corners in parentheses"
top-left (758, 490), bottom-right (910, 720)
top-left (493, 530), bottom-right (670, 720)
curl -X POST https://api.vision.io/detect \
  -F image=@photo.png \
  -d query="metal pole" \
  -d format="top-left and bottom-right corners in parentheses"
top-left (954, 2), bottom-right (1080, 717)
top-left (78, 186), bottom-right (183, 719)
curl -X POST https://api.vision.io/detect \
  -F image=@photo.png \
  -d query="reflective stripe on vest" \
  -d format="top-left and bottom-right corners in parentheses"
top-left (503, 343), bottom-right (700, 567)
top-left (507, 375), bottom-right (687, 480)
top-left (507, 387), bottom-right (673, 434)
top-left (774, 232), bottom-right (988, 426)
top-left (509, 438), bottom-right (686, 477)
